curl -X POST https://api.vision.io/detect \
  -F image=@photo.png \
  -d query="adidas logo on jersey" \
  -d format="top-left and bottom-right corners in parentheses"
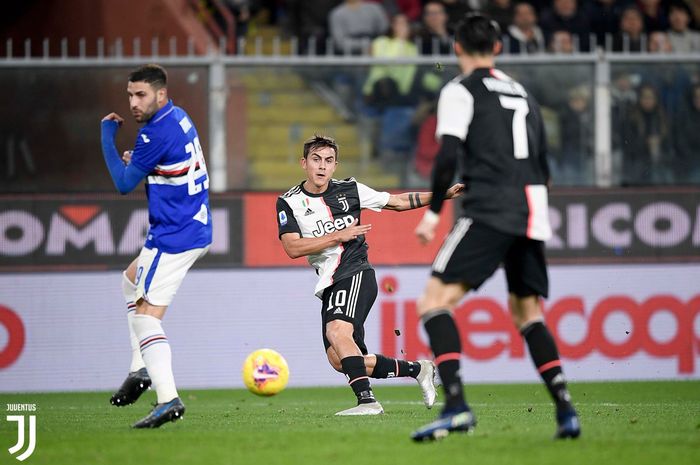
top-left (333, 308), bottom-right (343, 315)
top-left (304, 208), bottom-right (314, 216)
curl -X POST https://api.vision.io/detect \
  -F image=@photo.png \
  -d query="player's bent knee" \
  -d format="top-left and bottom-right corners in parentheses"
top-left (325, 320), bottom-right (353, 345)
top-left (135, 301), bottom-right (168, 320)
top-left (509, 293), bottom-right (543, 327)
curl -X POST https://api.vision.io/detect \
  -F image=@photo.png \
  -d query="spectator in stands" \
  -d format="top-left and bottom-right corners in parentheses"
top-left (610, 71), bottom-right (638, 182)
top-left (526, 0), bottom-right (551, 14)
top-left (485, 0), bottom-right (515, 32)
top-left (672, 84), bottom-right (700, 183)
top-left (648, 30), bottom-right (673, 52)
top-left (612, 6), bottom-right (646, 52)
top-left (589, 0), bottom-right (631, 46)
top-left (622, 83), bottom-right (672, 185)
top-left (539, 0), bottom-right (591, 51)
top-left (329, 0), bottom-right (389, 54)
top-left (361, 14), bottom-right (423, 175)
top-left (681, 0), bottom-right (700, 26)
top-left (442, 0), bottom-right (473, 33)
top-left (638, 0), bottom-right (669, 32)
top-left (224, 0), bottom-right (257, 38)
top-left (504, 1), bottom-right (546, 53)
top-left (548, 29), bottom-right (575, 53)
top-left (288, 0), bottom-right (343, 54)
top-left (396, 0), bottom-right (422, 22)
top-left (557, 85), bottom-right (594, 185)
top-left (417, 1), bottom-right (452, 55)
top-left (363, 13), bottom-right (418, 105)
top-left (667, 2), bottom-right (700, 52)
top-left (411, 100), bottom-right (439, 185)
top-left (367, 0), bottom-right (422, 23)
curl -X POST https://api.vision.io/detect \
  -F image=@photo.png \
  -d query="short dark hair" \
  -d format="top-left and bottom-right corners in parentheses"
top-left (669, 1), bottom-right (691, 16)
top-left (455, 13), bottom-right (501, 55)
top-left (128, 64), bottom-right (168, 89)
top-left (303, 134), bottom-right (339, 160)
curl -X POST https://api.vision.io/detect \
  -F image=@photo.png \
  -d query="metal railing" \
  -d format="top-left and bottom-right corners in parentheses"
top-left (4, 32), bottom-right (696, 59)
top-left (1, 39), bottom-right (698, 191)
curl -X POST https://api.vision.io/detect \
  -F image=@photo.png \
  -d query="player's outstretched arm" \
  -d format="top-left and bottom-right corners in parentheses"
top-left (280, 220), bottom-right (371, 259)
top-left (100, 113), bottom-right (147, 195)
top-left (383, 183), bottom-right (464, 212)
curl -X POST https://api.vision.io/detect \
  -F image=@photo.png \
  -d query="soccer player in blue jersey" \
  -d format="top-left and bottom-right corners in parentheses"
top-left (100, 64), bottom-right (212, 428)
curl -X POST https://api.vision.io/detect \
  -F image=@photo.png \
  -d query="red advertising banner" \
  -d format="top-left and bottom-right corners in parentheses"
top-left (243, 188), bottom-right (700, 266)
top-left (243, 192), bottom-right (457, 267)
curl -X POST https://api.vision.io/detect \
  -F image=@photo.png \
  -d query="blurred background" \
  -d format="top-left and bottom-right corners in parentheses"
top-left (1, 0), bottom-right (698, 392)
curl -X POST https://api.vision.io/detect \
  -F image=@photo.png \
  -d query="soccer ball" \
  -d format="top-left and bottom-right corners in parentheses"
top-left (242, 348), bottom-right (289, 396)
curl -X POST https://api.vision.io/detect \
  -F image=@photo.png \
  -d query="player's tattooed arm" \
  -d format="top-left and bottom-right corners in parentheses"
top-left (384, 184), bottom-right (464, 211)
top-left (280, 219), bottom-right (372, 258)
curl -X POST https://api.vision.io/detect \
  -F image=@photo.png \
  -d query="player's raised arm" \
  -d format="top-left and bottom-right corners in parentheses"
top-left (100, 113), bottom-right (148, 194)
top-left (383, 183), bottom-right (464, 211)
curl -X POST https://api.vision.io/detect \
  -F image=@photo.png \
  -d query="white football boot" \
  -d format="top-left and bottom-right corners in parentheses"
top-left (335, 401), bottom-right (384, 416)
top-left (415, 360), bottom-right (438, 409)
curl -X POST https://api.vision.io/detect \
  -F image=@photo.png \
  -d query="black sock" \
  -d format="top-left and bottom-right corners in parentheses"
top-left (521, 321), bottom-right (573, 412)
top-left (423, 310), bottom-right (466, 411)
top-left (371, 354), bottom-right (421, 379)
top-left (340, 356), bottom-right (375, 404)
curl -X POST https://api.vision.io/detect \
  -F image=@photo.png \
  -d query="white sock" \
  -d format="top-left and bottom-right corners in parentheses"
top-left (131, 314), bottom-right (179, 403)
top-left (122, 272), bottom-right (146, 372)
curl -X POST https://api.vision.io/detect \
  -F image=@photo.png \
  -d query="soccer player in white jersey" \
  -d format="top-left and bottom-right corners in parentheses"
top-left (100, 64), bottom-right (212, 428)
top-left (276, 135), bottom-right (464, 415)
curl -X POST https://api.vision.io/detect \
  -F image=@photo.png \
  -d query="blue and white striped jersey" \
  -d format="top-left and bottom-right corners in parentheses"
top-left (130, 100), bottom-right (212, 253)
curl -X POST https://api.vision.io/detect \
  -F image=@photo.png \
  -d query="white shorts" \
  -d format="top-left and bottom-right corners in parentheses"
top-left (134, 246), bottom-right (209, 306)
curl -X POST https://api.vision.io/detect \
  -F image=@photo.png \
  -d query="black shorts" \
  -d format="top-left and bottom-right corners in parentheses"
top-left (431, 218), bottom-right (549, 298)
top-left (320, 269), bottom-right (377, 355)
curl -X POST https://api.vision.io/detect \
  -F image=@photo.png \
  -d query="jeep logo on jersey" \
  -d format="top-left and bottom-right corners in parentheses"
top-left (311, 215), bottom-right (355, 237)
top-left (337, 195), bottom-right (349, 212)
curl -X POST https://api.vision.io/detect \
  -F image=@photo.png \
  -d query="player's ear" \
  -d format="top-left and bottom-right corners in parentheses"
top-left (493, 40), bottom-right (502, 56)
top-left (454, 41), bottom-right (463, 56)
top-left (157, 87), bottom-right (167, 103)
top-left (300, 157), bottom-right (307, 169)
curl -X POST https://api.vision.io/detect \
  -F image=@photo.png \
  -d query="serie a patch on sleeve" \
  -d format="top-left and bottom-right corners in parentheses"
top-left (279, 210), bottom-right (288, 226)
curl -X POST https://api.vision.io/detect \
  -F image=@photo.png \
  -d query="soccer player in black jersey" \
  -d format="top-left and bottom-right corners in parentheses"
top-left (411, 14), bottom-right (581, 441)
top-left (276, 135), bottom-right (463, 416)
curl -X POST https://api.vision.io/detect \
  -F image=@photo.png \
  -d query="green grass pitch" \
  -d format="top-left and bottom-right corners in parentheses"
top-left (1, 381), bottom-right (698, 465)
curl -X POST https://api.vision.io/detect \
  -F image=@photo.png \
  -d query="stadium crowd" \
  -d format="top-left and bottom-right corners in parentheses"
top-left (223, 0), bottom-right (700, 55)
top-left (209, 1), bottom-right (700, 187)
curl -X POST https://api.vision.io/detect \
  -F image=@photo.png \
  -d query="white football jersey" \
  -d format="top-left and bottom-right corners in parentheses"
top-left (276, 178), bottom-right (390, 297)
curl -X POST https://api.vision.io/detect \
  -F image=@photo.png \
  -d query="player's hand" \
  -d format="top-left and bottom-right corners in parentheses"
top-left (122, 150), bottom-right (133, 165)
top-left (446, 183), bottom-right (465, 199)
top-left (415, 211), bottom-right (439, 245)
top-left (335, 219), bottom-right (371, 243)
top-left (102, 113), bottom-right (124, 125)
